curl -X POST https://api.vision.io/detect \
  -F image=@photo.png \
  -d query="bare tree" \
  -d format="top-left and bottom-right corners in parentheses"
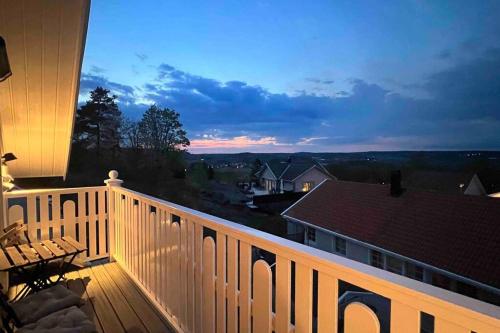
top-left (138, 105), bottom-right (190, 152)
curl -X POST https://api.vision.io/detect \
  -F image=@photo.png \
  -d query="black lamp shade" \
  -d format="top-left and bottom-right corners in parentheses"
top-left (0, 36), bottom-right (12, 82)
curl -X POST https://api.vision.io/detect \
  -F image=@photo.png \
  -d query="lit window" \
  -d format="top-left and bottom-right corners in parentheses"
top-left (370, 250), bottom-right (384, 268)
top-left (335, 236), bottom-right (346, 255)
top-left (302, 181), bottom-right (315, 192)
top-left (307, 228), bottom-right (316, 242)
top-left (386, 256), bottom-right (403, 275)
top-left (405, 262), bottom-right (424, 281)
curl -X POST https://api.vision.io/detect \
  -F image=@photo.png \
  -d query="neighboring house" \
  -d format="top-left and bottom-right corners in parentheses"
top-left (256, 158), bottom-right (335, 194)
top-left (282, 178), bottom-right (500, 305)
top-left (464, 171), bottom-right (500, 198)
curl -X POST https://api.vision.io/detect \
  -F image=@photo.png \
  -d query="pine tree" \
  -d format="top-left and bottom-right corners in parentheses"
top-left (73, 87), bottom-right (122, 153)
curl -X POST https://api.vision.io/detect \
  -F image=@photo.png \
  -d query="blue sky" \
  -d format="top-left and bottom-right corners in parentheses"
top-left (80, 0), bottom-right (500, 152)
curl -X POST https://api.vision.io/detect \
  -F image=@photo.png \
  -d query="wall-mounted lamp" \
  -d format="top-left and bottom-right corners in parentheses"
top-left (0, 36), bottom-right (12, 82)
top-left (1, 153), bottom-right (17, 163)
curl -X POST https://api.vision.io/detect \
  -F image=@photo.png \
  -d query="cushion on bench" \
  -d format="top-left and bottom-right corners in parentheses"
top-left (12, 284), bottom-right (83, 324)
top-left (16, 306), bottom-right (96, 333)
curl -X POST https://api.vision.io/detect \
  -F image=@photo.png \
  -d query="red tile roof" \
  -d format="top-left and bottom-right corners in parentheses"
top-left (282, 180), bottom-right (500, 289)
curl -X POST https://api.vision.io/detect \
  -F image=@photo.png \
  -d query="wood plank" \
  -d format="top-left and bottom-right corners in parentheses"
top-left (63, 236), bottom-right (87, 252)
top-left (202, 237), bottom-right (216, 333)
top-left (276, 256), bottom-right (291, 333)
top-left (226, 236), bottom-right (238, 333)
top-left (253, 260), bottom-right (273, 333)
top-left (97, 189), bottom-right (107, 256)
top-left (194, 222), bottom-right (203, 333)
top-left (18, 244), bottom-right (40, 264)
top-left (42, 239), bottom-right (65, 257)
top-left (318, 272), bottom-right (338, 333)
top-left (5, 247), bottom-right (28, 266)
top-left (26, 195), bottom-right (37, 241)
top-left (88, 190), bottom-right (97, 258)
top-left (78, 267), bottom-right (124, 333)
top-left (31, 242), bottom-right (54, 260)
top-left (51, 194), bottom-right (61, 238)
top-left (105, 262), bottom-right (174, 333)
top-left (216, 232), bottom-right (226, 333)
top-left (77, 191), bottom-right (87, 257)
top-left (390, 301), bottom-right (419, 333)
top-left (40, 195), bottom-right (50, 239)
top-left (0, 250), bottom-right (12, 270)
top-left (91, 264), bottom-right (148, 333)
top-left (239, 241), bottom-right (252, 333)
top-left (63, 200), bottom-right (77, 240)
top-left (52, 238), bottom-right (77, 255)
top-left (65, 270), bottom-right (104, 333)
top-left (295, 263), bottom-right (313, 333)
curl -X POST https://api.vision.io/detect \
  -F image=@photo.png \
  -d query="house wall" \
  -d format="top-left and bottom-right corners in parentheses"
top-left (284, 218), bottom-right (496, 303)
top-left (307, 228), bottom-right (334, 252)
top-left (260, 167), bottom-right (277, 192)
top-left (347, 241), bottom-right (370, 264)
top-left (293, 167), bottom-right (331, 192)
top-left (283, 180), bottom-right (294, 192)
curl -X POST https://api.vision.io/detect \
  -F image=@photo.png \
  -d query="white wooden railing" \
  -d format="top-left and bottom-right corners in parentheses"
top-left (4, 186), bottom-right (109, 261)
top-left (3, 172), bottom-right (500, 332)
top-left (107, 177), bottom-right (500, 333)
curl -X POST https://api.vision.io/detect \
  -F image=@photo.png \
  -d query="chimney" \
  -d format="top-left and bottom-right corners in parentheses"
top-left (390, 170), bottom-right (403, 196)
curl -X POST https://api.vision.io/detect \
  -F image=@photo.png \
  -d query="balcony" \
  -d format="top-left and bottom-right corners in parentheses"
top-left (3, 172), bottom-right (500, 333)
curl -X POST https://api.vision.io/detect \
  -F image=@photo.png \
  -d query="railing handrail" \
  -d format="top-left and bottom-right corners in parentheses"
top-left (4, 186), bottom-right (107, 198)
top-left (112, 186), bottom-right (500, 327)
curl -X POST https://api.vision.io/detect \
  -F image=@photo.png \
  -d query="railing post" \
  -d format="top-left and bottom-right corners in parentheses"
top-left (105, 170), bottom-right (123, 261)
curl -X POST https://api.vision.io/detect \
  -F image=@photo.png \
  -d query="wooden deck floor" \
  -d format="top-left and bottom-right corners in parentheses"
top-left (9, 262), bottom-right (175, 333)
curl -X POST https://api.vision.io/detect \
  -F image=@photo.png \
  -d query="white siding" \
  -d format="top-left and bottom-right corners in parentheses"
top-left (0, 0), bottom-right (90, 178)
top-left (293, 167), bottom-right (331, 192)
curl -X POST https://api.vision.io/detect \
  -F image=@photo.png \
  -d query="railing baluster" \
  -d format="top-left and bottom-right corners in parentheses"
top-left (276, 256), bottom-right (291, 333)
top-left (318, 272), bottom-right (338, 333)
top-left (390, 301), bottom-right (419, 333)
top-left (216, 232), bottom-right (227, 333)
top-left (239, 241), bottom-right (252, 333)
top-left (194, 221), bottom-right (204, 333)
top-left (52, 193), bottom-right (61, 238)
top-left (226, 236), bottom-right (238, 333)
top-left (186, 218), bottom-right (196, 331)
top-left (295, 263), bottom-right (313, 333)
top-left (253, 260), bottom-right (273, 333)
top-left (203, 237), bottom-right (216, 333)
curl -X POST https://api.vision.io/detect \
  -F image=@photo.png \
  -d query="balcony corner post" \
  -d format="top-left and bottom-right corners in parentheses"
top-left (105, 170), bottom-right (123, 262)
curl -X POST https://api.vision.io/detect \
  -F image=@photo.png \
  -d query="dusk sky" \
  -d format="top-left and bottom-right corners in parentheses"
top-left (80, 0), bottom-right (500, 153)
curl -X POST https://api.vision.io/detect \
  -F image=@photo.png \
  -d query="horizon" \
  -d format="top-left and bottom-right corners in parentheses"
top-left (80, 1), bottom-right (500, 153)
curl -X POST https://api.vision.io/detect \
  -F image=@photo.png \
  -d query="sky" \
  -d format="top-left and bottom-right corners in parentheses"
top-left (80, 0), bottom-right (500, 153)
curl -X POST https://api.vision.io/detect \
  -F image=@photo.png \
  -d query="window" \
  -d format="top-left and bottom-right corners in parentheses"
top-left (370, 250), bottom-right (384, 269)
top-left (307, 227), bottom-right (316, 242)
top-left (386, 256), bottom-right (403, 275)
top-left (405, 262), bottom-right (424, 281)
top-left (302, 181), bottom-right (315, 192)
top-left (334, 236), bottom-right (346, 255)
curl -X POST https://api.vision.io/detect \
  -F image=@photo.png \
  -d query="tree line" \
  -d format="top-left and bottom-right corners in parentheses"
top-left (73, 86), bottom-right (190, 154)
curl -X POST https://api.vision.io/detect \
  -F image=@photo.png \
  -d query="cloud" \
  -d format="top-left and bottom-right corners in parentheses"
top-left (190, 135), bottom-right (291, 153)
top-left (305, 78), bottom-right (334, 85)
top-left (135, 53), bottom-right (148, 62)
top-left (79, 49), bottom-right (500, 151)
top-left (297, 137), bottom-right (328, 145)
top-left (89, 65), bottom-right (106, 74)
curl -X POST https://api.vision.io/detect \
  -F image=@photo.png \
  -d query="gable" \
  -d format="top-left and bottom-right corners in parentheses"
top-left (293, 166), bottom-right (332, 185)
top-left (260, 165), bottom-right (277, 180)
